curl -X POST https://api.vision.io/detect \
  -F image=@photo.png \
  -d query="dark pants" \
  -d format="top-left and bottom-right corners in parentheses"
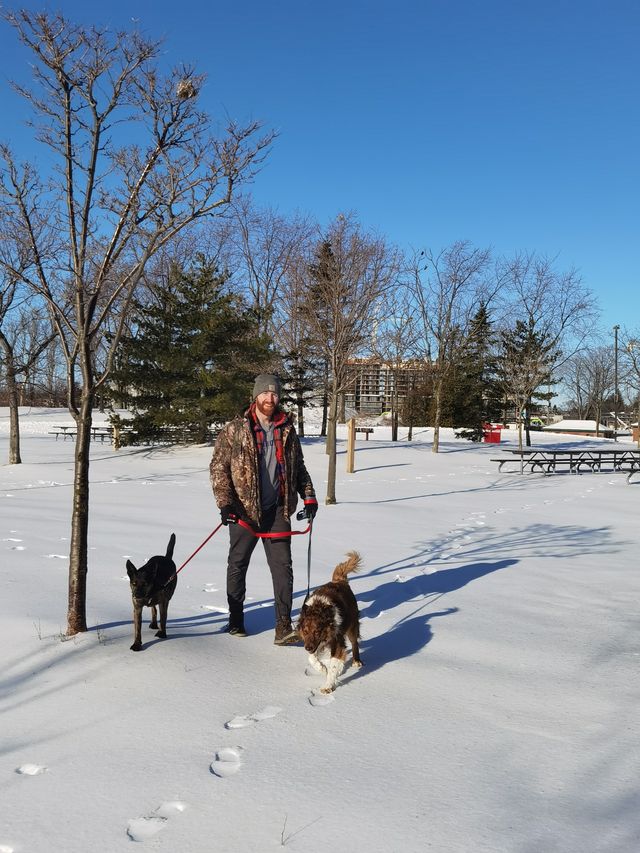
top-left (227, 504), bottom-right (293, 627)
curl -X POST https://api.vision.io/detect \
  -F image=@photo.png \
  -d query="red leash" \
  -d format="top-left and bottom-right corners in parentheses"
top-left (164, 522), bottom-right (224, 586)
top-left (163, 517), bottom-right (312, 587)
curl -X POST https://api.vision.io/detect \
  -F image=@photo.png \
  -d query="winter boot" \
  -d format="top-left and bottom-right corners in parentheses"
top-left (274, 620), bottom-right (299, 646)
top-left (226, 617), bottom-right (247, 637)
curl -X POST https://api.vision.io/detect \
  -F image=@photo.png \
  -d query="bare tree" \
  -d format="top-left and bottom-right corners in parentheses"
top-left (275, 250), bottom-right (324, 437)
top-left (301, 214), bottom-right (400, 503)
top-left (563, 347), bottom-right (615, 430)
top-left (620, 330), bottom-right (640, 444)
top-left (0, 10), bottom-right (273, 635)
top-left (0, 271), bottom-right (57, 462)
top-left (227, 197), bottom-right (315, 337)
top-left (370, 285), bottom-right (423, 440)
top-left (410, 241), bottom-right (496, 452)
top-left (498, 251), bottom-right (599, 446)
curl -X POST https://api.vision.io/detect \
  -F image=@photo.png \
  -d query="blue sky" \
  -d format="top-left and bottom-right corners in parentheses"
top-left (1, 0), bottom-right (638, 336)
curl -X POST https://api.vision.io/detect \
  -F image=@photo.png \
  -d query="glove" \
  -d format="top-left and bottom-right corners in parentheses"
top-left (303, 497), bottom-right (318, 520)
top-left (220, 506), bottom-right (238, 525)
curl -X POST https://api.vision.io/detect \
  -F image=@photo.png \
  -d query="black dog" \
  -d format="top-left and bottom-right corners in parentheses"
top-left (126, 533), bottom-right (177, 651)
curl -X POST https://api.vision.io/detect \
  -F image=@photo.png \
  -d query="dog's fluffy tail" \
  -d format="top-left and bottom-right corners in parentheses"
top-left (332, 550), bottom-right (362, 583)
top-left (166, 533), bottom-right (176, 560)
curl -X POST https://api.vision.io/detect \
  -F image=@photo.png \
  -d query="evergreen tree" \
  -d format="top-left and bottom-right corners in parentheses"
top-left (109, 258), bottom-right (271, 443)
top-left (448, 304), bottom-right (502, 441)
top-left (280, 347), bottom-right (321, 437)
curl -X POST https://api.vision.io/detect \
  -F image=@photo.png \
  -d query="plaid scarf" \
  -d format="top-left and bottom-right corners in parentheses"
top-left (248, 402), bottom-right (287, 499)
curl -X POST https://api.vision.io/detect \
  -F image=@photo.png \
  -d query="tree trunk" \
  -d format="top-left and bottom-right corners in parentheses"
top-left (320, 362), bottom-right (328, 437)
top-left (326, 410), bottom-right (335, 457)
top-left (432, 378), bottom-right (442, 453)
top-left (325, 391), bottom-right (338, 504)
top-left (0, 334), bottom-right (22, 464)
top-left (67, 392), bottom-right (93, 635)
top-left (391, 391), bottom-right (399, 441)
top-left (524, 396), bottom-right (532, 447)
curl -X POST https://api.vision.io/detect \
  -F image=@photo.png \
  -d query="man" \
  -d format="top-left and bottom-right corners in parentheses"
top-left (210, 373), bottom-right (318, 644)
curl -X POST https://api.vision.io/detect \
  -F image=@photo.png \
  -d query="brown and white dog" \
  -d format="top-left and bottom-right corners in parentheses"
top-left (297, 551), bottom-right (363, 693)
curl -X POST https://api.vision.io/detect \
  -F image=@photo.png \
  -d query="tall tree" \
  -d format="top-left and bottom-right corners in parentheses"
top-left (447, 303), bottom-right (502, 440)
top-left (371, 286), bottom-right (423, 440)
top-left (0, 272), bottom-right (56, 462)
top-left (302, 214), bottom-right (399, 503)
top-left (499, 251), bottom-right (598, 446)
top-left (563, 347), bottom-right (615, 430)
top-left (227, 197), bottom-right (314, 337)
top-left (0, 10), bottom-right (272, 634)
top-left (497, 320), bottom-right (560, 450)
top-left (410, 241), bottom-right (497, 452)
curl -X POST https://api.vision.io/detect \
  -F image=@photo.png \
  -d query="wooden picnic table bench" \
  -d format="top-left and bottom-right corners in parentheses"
top-left (49, 425), bottom-right (114, 442)
top-left (492, 448), bottom-right (640, 482)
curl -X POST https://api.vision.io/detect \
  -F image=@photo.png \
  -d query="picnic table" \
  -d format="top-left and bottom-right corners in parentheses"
top-left (492, 448), bottom-right (640, 482)
top-left (49, 424), bottom-right (114, 442)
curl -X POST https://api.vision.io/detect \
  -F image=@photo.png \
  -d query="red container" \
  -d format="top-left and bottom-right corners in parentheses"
top-left (482, 423), bottom-right (502, 444)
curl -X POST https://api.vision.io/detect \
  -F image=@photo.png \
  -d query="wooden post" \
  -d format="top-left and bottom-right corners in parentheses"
top-left (346, 417), bottom-right (356, 473)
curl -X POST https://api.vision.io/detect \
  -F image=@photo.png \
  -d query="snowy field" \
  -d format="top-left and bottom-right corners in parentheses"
top-left (1, 408), bottom-right (639, 853)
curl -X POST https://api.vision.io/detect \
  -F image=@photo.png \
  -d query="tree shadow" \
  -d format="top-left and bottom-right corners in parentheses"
top-left (361, 522), bottom-right (622, 582)
top-left (354, 463), bottom-right (411, 472)
top-left (359, 558), bottom-right (518, 619)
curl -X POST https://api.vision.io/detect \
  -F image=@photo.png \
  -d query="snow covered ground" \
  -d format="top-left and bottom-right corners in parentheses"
top-left (1, 408), bottom-right (639, 853)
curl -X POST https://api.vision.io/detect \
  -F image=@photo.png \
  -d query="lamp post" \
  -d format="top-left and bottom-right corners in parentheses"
top-left (613, 324), bottom-right (620, 441)
top-left (627, 339), bottom-right (640, 448)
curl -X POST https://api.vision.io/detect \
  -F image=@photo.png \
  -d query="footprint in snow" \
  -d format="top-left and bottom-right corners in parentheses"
top-left (16, 763), bottom-right (47, 775)
top-left (2, 537), bottom-right (22, 542)
top-left (202, 583), bottom-right (219, 593)
top-left (225, 705), bottom-right (282, 729)
top-left (155, 801), bottom-right (187, 818)
top-left (309, 692), bottom-right (335, 707)
top-left (210, 747), bottom-right (243, 777)
top-left (46, 554), bottom-right (67, 560)
top-left (126, 801), bottom-right (187, 841)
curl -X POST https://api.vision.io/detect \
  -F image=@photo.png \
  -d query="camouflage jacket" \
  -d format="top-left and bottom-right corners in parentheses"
top-left (210, 408), bottom-right (315, 527)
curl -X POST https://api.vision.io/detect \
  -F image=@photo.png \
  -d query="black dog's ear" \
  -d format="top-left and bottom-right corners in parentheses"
top-left (126, 559), bottom-right (137, 579)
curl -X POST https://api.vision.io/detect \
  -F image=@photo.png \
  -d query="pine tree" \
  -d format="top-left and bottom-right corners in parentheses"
top-left (109, 258), bottom-right (271, 443)
top-left (448, 304), bottom-right (502, 441)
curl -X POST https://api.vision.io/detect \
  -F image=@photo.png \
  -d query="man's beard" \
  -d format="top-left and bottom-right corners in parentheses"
top-left (256, 399), bottom-right (275, 419)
